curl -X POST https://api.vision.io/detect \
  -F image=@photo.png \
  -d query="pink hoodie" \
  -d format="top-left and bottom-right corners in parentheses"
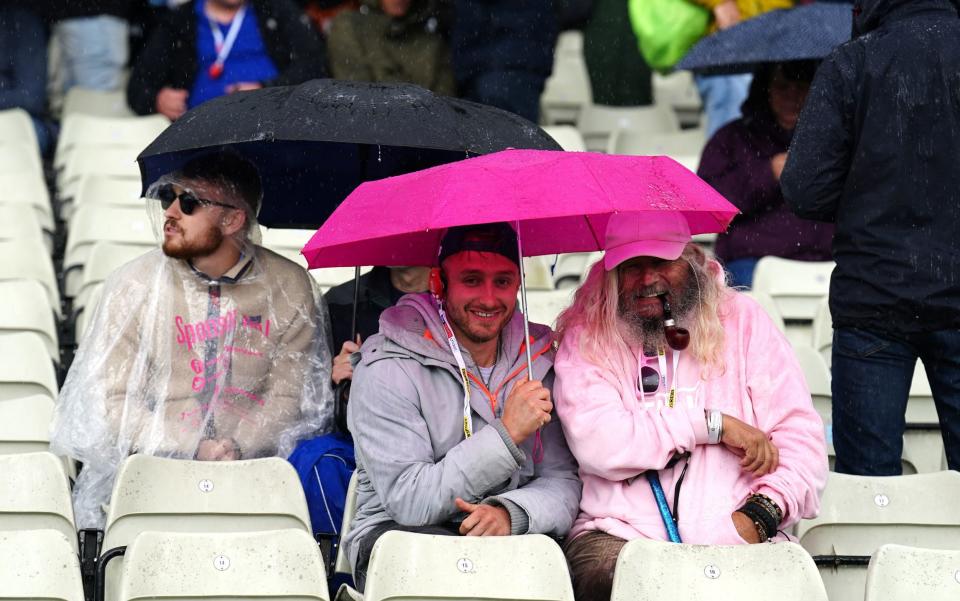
top-left (554, 292), bottom-right (827, 544)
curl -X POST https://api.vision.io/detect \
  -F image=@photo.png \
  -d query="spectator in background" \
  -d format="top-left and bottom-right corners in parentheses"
top-left (127, 0), bottom-right (327, 120)
top-left (697, 60), bottom-right (832, 288)
top-left (782, 0), bottom-right (960, 476)
top-left (327, 0), bottom-right (455, 95)
top-left (41, 0), bottom-right (130, 93)
top-left (583, 0), bottom-right (653, 106)
top-left (688, 0), bottom-right (793, 137)
top-left (0, 5), bottom-right (54, 155)
top-left (450, 0), bottom-right (558, 123)
top-left (299, 0), bottom-right (360, 35)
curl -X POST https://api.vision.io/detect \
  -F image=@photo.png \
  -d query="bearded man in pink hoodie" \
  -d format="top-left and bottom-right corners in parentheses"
top-left (553, 211), bottom-right (828, 601)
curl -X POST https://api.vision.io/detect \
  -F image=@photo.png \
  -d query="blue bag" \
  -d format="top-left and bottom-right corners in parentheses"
top-left (288, 432), bottom-right (356, 537)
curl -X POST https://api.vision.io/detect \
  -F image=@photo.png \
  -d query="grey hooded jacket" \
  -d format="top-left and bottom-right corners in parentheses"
top-left (343, 293), bottom-right (581, 570)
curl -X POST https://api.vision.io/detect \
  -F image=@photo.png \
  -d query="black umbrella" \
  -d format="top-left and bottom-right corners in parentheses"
top-left (675, 3), bottom-right (852, 75)
top-left (137, 79), bottom-right (561, 229)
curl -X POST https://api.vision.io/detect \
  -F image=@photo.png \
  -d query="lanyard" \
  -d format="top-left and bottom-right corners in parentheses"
top-left (434, 293), bottom-right (475, 438)
top-left (207, 6), bottom-right (247, 79)
top-left (641, 347), bottom-right (680, 408)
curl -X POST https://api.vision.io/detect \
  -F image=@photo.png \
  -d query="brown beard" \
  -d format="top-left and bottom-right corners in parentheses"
top-left (618, 269), bottom-right (699, 353)
top-left (445, 299), bottom-right (513, 346)
top-left (162, 220), bottom-right (224, 259)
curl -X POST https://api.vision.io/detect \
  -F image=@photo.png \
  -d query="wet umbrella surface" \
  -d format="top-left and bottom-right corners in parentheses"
top-left (137, 79), bottom-right (560, 229)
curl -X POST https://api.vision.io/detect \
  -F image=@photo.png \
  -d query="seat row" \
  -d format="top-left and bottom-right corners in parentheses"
top-left (3, 453), bottom-right (960, 601)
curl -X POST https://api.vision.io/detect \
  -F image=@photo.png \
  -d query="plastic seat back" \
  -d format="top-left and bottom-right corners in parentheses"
top-left (0, 530), bottom-right (84, 601)
top-left (333, 471), bottom-right (359, 576)
top-left (0, 452), bottom-right (77, 553)
top-left (611, 538), bottom-right (827, 601)
top-left (0, 332), bottom-right (58, 400)
top-left (118, 529), bottom-right (328, 601)
top-left (864, 544), bottom-right (960, 601)
top-left (364, 531), bottom-right (574, 601)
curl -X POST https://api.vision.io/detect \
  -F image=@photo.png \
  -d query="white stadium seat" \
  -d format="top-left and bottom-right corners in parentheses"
top-left (62, 87), bottom-right (135, 118)
top-left (798, 471), bottom-right (960, 601)
top-left (0, 108), bottom-right (40, 150)
top-left (578, 104), bottom-right (680, 153)
top-left (0, 530), bottom-right (84, 601)
top-left (0, 452), bottom-right (77, 553)
top-left (55, 113), bottom-right (169, 172)
top-left (65, 174), bottom-right (145, 221)
top-left (334, 471), bottom-right (359, 576)
top-left (523, 256), bottom-right (555, 291)
top-left (541, 31), bottom-right (592, 126)
top-left (64, 204), bottom-right (155, 298)
top-left (752, 257), bottom-right (833, 347)
top-left (0, 332), bottom-right (58, 400)
top-left (117, 530), bottom-right (328, 601)
top-left (0, 171), bottom-right (54, 232)
top-left (559, 251), bottom-right (601, 289)
top-left (58, 147), bottom-right (141, 202)
top-left (0, 142), bottom-right (43, 176)
top-left (606, 129), bottom-right (707, 174)
top-left (0, 202), bottom-right (53, 252)
top-left (311, 266), bottom-right (372, 291)
top-left (0, 280), bottom-right (60, 363)
top-left (812, 296), bottom-right (832, 366)
top-left (101, 455), bottom-right (312, 601)
top-left (611, 538), bottom-right (827, 601)
top-left (74, 242), bottom-right (152, 321)
top-left (362, 531), bottom-right (574, 601)
top-left (0, 394), bottom-right (56, 455)
top-left (0, 238), bottom-right (61, 317)
top-left (542, 125), bottom-right (587, 151)
top-left (653, 71), bottom-right (703, 128)
top-left (525, 289), bottom-right (575, 328)
top-left (864, 544), bottom-right (960, 601)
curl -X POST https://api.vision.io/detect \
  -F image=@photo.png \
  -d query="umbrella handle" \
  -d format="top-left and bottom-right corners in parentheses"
top-left (646, 471), bottom-right (682, 543)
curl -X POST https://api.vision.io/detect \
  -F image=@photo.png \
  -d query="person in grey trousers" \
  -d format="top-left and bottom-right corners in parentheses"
top-left (343, 222), bottom-right (582, 591)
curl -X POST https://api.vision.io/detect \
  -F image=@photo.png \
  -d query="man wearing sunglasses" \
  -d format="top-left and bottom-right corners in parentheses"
top-left (51, 150), bottom-right (334, 528)
top-left (552, 212), bottom-right (827, 601)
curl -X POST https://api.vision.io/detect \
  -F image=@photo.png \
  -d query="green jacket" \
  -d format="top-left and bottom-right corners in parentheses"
top-left (328, 0), bottom-right (456, 96)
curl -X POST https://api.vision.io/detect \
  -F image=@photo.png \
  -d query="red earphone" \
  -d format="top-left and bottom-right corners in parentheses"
top-left (428, 267), bottom-right (445, 299)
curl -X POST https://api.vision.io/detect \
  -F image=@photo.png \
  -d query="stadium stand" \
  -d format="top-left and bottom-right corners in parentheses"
top-left (541, 125), bottom-right (587, 151)
top-left (798, 471), bottom-right (960, 601)
top-left (864, 544), bottom-right (960, 601)
top-left (333, 471), bottom-right (359, 578)
top-left (578, 103), bottom-right (681, 153)
top-left (526, 288), bottom-right (575, 328)
top-left (57, 147), bottom-right (141, 205)
top-left (0, 452), bottom-right (77, 552)
top-left (611, 538), bottom-right (828, 601)
top-left (541, 31), bottom-right (592, 126)
top-left (0, 201), bottom-right (53, 252)
top-left (606, 128), bottom-right (706, 173)
top-left (360, 531), bottom-right (575, 601)
top-left (54, 114), bottom-right (168, 173)
top-left (117, 529), bottom-right (328, 601)
top-left (0, 108), bottom-right (40, 150)
top-left (752, 257), bottom-right (833, 347)
top-left (61, 87), bottom-right (135, 119)
top-left (1, 280), bottom-right (60, 363)
top-left (0, 171), bottom-right (55, 234)
top-left (652, 71), bottom-right (703, 129)
top-left (0, 529), bottom-right (84, 601)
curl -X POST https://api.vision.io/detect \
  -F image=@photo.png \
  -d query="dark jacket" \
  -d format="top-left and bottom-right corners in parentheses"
top-left (698, 69), bottom-right (833, 265)
top-left (127, 0), bottom-right (327, 115)
top-left (324, 266), bottom-right (404, 355)
top-left (450, 0), bottom-right (557, 84)
top-left (32, 0), bottom-right (129, 20)
top-left (0, 6), bottom-right (48, 117)
top-left (327, 0), bottom-right (455, 96)
top-left (781, 0), bottom-right (960, 335)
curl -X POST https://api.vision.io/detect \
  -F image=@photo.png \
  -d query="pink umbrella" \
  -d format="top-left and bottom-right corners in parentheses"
top-left (303, 148), bottom-right (738, 380)
top-left (302, 149), bottom-right (737, 269)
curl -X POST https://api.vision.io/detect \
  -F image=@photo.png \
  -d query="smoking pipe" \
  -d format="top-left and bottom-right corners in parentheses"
top-left (658, 294), bottom-right (690, 351)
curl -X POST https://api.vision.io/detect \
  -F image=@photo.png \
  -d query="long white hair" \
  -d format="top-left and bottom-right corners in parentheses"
top-left (556, 244), bottom-right (732, 380)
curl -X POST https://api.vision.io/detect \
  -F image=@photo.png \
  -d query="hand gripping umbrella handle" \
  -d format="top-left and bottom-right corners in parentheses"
top-left (645, 470), bottom-right (682, 543)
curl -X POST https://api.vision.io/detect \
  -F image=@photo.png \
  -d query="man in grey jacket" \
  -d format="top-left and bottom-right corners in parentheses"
top-left (344, 222), bottom-right (582, 591)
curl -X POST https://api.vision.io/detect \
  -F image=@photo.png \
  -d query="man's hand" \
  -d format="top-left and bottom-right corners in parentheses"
top-left (501, 376), bottom-right (552, 444)
top-left (156, 87), bottom-right (188, 120)
top-left (713, 0), bottom-right (742, 29)
top-left (226, 82), bottom-right (263, 93)
top-left (455, 498), bottom-right (511, 536)
top-left (771, 152), bottom-right (788, 181)
top-left (196, 438), bottom-right (240, 461)
top-left (732, 511), bottom-right (762, 543)
top-left (332, 336), bottom-right (361, 385)
top-left (720, 414), bottom-right (780, 476)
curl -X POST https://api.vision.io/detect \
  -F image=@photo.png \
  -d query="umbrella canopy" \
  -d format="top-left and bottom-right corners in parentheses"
top-left (137, 79), bottom-right (561, 229)
top-left (676, 3), bottom-right (852, 75)
top-left (302, 149), bottom-right (738, 268)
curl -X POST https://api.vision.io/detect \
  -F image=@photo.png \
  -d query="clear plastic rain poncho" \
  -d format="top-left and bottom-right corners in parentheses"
top-left (51, 168), bottom-right (334, 528)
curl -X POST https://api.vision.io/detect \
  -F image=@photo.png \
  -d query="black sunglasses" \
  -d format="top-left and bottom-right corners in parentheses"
top-left (640, 365), bottom-right (660, 394)
top-left (156, 184), bottom-right (238, 215)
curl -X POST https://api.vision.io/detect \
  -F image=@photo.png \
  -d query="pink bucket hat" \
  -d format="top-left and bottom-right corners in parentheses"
top-left (603, 211), bottom-right (692, 270)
